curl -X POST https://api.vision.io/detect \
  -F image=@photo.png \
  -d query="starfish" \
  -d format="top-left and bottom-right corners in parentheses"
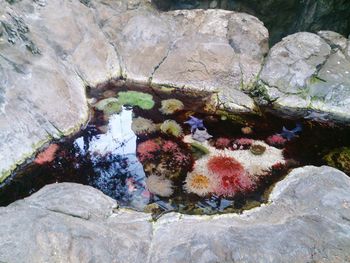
top-left (192, 128), bottom-right (213, 142)
top-left (280, 123), bottom-right (302, 141)
top-left (184, 116), bottom-right (204, 133)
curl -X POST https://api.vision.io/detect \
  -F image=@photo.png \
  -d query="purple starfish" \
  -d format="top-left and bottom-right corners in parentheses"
top-left (184, 116), bottom-right (205, 133)
top-left (280, 123), bottom-right (302, 141)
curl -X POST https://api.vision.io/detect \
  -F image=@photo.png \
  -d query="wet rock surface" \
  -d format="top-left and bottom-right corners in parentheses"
top-left (257, 32), bottom-right (350, 123)
top-left (0, 166), bottom-right (350, 262)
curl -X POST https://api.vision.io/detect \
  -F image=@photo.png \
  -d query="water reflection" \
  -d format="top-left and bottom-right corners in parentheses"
top-left (74, 107), bottom-right (149, 209)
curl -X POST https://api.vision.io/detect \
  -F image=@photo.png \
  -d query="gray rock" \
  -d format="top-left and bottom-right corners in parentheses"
top-left (0, 166), bottom-right (350, 262)
top-left (257, 32), bottom-right (350, 123)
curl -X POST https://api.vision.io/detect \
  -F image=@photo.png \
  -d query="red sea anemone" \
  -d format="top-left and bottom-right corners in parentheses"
top-left (137, 140), bottom-right (160, 162)
top-left (266, 134), bottom-right (287, 147)
top-left (214, 137), bottom-right (231, 149)
top-left (215, 172), bottom-right (255, 197)
top-left (34, 144), bottom-right (59, 165)
top-left (207, 155), bottom-right (244, 178)
top-left (207, 155), bottom-right (254, 196)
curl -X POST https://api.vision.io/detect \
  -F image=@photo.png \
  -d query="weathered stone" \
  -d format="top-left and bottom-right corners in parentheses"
top-left (0, 166), bottom-right (350, 262)
top-left (257, 32), bottom-right (350, 123)
top-left (155, 0), bottom-right (350, 46)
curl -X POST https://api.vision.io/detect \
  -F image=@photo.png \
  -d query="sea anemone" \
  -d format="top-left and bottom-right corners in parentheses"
top-left (146, 175), bottom-right (174, 197)
top-left (137, 140), bottom-right (160, 162)
top-left (34, 144), bottom-right (59, 165)
top-left (214, 137), bottom-right (231, 149)
top-left (207, 155), bottom-right (245, 178)
top-left (94, 98), bottom-right (122, 115)
top-left (160, 99), bottom-right (184, 115)
top-left (131, 117), bottom-right (157, 135)
top-left (250, 144), bottom-right (266, 155)
top-left (233, 138), bottom-right (254, 149)
top-left (215, 172), bottom-right (255, 197)
top-left (184, 172), bottom-right (214, 197)
top-left (241, 126), bottom-right (253, 135)
top-left (160, 120), bottom-right (183, 137)
top-left (266, 134), bottom-right (287, 147)
top-left (117, 91), bottom-right (155, 110)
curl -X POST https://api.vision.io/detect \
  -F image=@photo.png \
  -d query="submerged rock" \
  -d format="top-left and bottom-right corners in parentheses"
top-left (0, 166), bottom-right (350, 262)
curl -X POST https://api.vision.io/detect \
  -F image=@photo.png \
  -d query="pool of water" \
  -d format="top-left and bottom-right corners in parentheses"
top-left (1, 81), bottom-right (350, 217)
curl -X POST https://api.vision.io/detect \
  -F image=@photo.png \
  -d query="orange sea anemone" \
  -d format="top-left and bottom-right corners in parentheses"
top-left (184, 172), bottom-right (215, 197)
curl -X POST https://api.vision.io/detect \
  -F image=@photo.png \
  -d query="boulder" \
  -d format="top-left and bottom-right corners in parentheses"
top-left (0, 166), bottom-right (350, 262)
top-left (257, 32), bottom-right (350, 123)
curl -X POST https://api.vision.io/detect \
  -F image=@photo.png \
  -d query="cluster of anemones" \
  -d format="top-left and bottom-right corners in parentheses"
top-left (184, 154), bottom-right (255, 197)
top-left (137, 138), bottom-right (193, 197)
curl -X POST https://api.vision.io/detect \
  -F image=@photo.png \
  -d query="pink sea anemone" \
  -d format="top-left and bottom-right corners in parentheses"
top-left (137, 140), bottom-right (160, 162)
top-left (34, 144), bottom-right (59, 165)
top-left (233, 138), bottom-right (254, 149)
top-left (214, 137), bottom-right (231, 149)
top-left (266, 134), bottom-right (287, 147)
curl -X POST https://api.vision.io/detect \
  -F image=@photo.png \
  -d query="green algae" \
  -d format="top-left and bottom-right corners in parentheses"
top-left (324, 147), bottom-right (350, 174)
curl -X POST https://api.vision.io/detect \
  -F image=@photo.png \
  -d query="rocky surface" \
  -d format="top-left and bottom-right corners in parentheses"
top-left (0, 0), bottom-right (268, 181)
top-left (0, 166), bottom-right (349, 262)
top-left (257, 31), bottom-right (350, 123)
top-left (154, 0), bottom-right (350, 45)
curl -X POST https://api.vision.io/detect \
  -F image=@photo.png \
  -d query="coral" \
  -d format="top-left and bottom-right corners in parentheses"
top-left (192, 128), bottom-right (212, 142)
top-left (117, 91), bottom-right (155, 110)
top-left (266, 134), bottom-right (287, 147)
top-left (184, 172), bottom-right (214, 197)
top-left (250, 144), bottom-right (266, 155)
top-left (207, 155), bottom-right (245, 179)
top-left (137, 140), bottom-right (160, 162)
top-left (214, 137), bottom-right (231, 149)
top-left (160, 99), bottom-right (184, 115)
top-left (146, 175), bottom-right (174, 197)
top-left (323, 147), bottom-right (350, 174)
top-left (94, 98), bottom-right (122, 115)
top-left (184, 116), bottom-right (204, 133)
top-left (160, 120), bottom-right (183, 137)
top-left (34, 144), bottom-right (59, 165)
top-left (131, 117), bottom-right (157, 135)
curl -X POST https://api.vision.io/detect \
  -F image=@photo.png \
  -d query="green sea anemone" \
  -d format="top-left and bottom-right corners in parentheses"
top-left (160, 120), bottom-right (183, 137)
top-left (117, 91), bottom-right (155, 110)
top-left (94, 98), bottom-right (122, 115)
top-left (131, 117), bottom-right (158, 135)
top-left (160, 99), bottom-right (184, 115)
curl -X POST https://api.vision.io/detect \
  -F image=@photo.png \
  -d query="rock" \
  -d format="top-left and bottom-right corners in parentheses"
top-left (257, 32), bottom-right (350, 123)
top-left (0, 183), bottom-right (152, 263)
top-left (101, 8), bottom-right (268, 113)
top-left (156, 0), bottom-right (350, 46)
top-left (0, 166), bottom-right (350, 262)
